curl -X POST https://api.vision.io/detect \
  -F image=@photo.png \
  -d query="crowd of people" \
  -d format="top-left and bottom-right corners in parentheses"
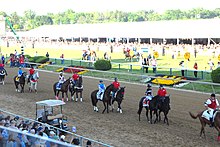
top-left (0, 111), bottom-right (93, 146)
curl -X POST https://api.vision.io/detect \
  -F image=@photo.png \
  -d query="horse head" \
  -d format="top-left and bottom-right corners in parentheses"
top-left (116, 86), bottom-right (126, 100)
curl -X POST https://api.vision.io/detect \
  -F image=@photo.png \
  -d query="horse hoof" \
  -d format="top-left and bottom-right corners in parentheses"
top-left (66, 98), bottom-right (68, 102)
top-left (80, 98), bottom-right (82, 102)
top-left (75, 99), bottom-right (78, 102)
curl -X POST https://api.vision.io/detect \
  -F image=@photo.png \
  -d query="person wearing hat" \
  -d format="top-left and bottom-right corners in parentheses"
top-left (112, 77), bottom-right (120, 98)
top-left (72, 71), bottom-right (79, 85)
top-left (157, 84), bottom-right (167, 102)
top-left (203, 93), bottom-right (220, 127)
top-left (143, 83), bottom-right (153, 107)
top-left (97, 80), bottom-right (106, 100)
top-left (17, 67), bottom-right (23, 77)
top-left (57, 72), bottom-right (65, 90)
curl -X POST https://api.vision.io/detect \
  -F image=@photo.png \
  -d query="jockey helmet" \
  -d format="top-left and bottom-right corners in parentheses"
top-left (99, 80), bottom-right (103, 83)
top-left (19, 67), bottom-right (21, 69)
top-left (159, 84), bottom-right (163, 88)
top-left (147, 83), bottom-right (152, 87)
top-left (211, 93), bottom-right (215, 97)
top-left (114, 77), bottom-right (118, 81)
top-left (60, 72), bottom-right (63, 75)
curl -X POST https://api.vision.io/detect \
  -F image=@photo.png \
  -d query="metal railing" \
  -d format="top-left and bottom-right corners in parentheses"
top-left (25, 61), bottom-right (220, 94)
top-left (47, 58), bottom-right (212, 80)
top-left (0, 108), bottom-right (112, 147)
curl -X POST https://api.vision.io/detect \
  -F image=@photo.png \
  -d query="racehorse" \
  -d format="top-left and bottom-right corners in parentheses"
top-left (69, 76), bottom-right (83, 102)
top-left (0, 69), bottom-right (7, 85)
top-left (14, 72), bottom-right (27, 93)
top-left (111, 87), bottom-right (126, 113)
top-left (28, 71), bottom-right (39, 93)
top-left (124, 51), bottom-right (132, 62)
top-left (53, 78), bottom-right (71, 102)
top-left (132, 51), bottom-right (143, 62)
top-left (158, 96), bottom-right (171, 125)
top-left (189, 111), bottom-right (220, 141)
top-left (137, 95), bottom-right (160, 124)
top-left (91, 84), bottom-right (114, 113)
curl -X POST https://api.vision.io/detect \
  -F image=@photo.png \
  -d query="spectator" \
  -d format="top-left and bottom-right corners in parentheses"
top-left (46, 52), bottom-right (49, 58)
top-left (151, 57), bottom-right (157, 73)
top-left (86, 140), bottom-right (92, 147)
top-left (35, 51), bottom-right (38, 57)
top-left (60, 54), bottom-right (64, 64)
top-left (142, 58), bottom-right (149, 73)
top-left (179, 61), bottom-right (185, 77)
top-left (208, 59), bottom-right (214, 70)
top-left (193, 62), bottom-right (198, 78)
top-left (1, 55), bottom-right (5, 64)
top-left (217, 62), bottom-right (220, 68)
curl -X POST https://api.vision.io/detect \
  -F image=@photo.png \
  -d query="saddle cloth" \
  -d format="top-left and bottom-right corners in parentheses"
top-left (16, 77), bottom-right (19, 82)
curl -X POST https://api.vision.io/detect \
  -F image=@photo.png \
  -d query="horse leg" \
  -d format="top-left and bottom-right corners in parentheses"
top-left (102, 102), bottom-right (106, 114)
top-left (164, 112), bottom-right (169, 125)
top-left (159, 110), bottom-right (162, 122)
top-left (61, 92), bottom-right (64, 101)
top-left (75, 91), bottom-right (78, 102)
top-left (56, 91), bottom-right (60, 100)
top-left (79, 92), bottom-right (82, 102)
top-left (154, 110), bottom-right (158, 124)
top-left (150, 110), bottom-right (153, 124)
top-left (118, 101), bottom-right (122, 113)
top-left (65, 92), bottom-right (68, 102)
top-left (146, 108), bottom-right (150, 122)
top-left (71, 91), bottom-right (75, 101)
top-left (112, 100), bottom-right (115, 112)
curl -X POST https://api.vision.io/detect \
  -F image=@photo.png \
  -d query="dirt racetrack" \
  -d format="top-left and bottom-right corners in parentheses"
top-left (0, 67), bottom-right (220, 147)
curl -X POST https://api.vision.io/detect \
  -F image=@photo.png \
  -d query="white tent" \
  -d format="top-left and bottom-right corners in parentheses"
top-left (8, 19), bottom-right (220, 39)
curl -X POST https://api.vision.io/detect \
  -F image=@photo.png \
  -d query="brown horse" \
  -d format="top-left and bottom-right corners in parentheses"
top-left (189, 111), bottom-right (220, 141)
top-left (53, 78), bottom-right (71, 102)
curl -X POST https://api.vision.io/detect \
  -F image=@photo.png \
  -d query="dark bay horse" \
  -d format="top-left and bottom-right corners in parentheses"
top-left (69, 76), bottom-right (83, 102)
top-left (189, 111), bottom-right (220, 141)
top-left (158, 96), bottom-right (171, 125)
top-left (112, 87), bottom-right (126, 113)
top-left (0, 69), bottom-right (7, 85)
top-left (91, 84), bottom-right (114, 113)
top-left (53, 78), bottom-right (71, 102)
top-left (14, 72), bottom-right (27, 93)
top-left (137, 95), bottom-right (160, 124)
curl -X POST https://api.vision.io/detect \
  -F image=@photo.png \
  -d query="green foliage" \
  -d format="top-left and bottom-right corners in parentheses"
top-left (94, 59), bottom-right (112, 71)
top-left (29, 56), bottom-right (48, 63)
top-left (211, 68), bottom-right (220, 83)
top-left (3, 8), bottom-right (220, 31)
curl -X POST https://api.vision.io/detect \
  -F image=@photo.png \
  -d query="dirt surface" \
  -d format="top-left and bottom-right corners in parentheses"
top-left (0, 67), bottom-right (220, 147)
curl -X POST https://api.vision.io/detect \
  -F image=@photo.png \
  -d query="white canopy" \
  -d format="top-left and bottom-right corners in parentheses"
top-left (7, 19), bottom-right (220, 39)
top-left (36, 100), bottom-right (65, 107)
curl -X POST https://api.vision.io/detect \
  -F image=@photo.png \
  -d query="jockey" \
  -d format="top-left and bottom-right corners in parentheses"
top-left (143, 83), bottom-right (153, 107)
top-left (57, 72), bottom-right (65, 89)
top-left (112, 77), bottom-right (120, 98)
top-left (29, 66), bottom-right (35, 80)
top-left (97, 80), bottom-right (106, 100)
top-left (72, 72), bottom-right (79, 85)
top-left (204, 93), bottom-right (220, 127)
top-left (145, 83), bottom-right (153, 96)
top-left (17, 67), bottom-right (23, 77)
top-left (157, 84), bottom-right (167, 102)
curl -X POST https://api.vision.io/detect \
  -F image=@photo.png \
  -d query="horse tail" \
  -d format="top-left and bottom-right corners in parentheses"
top-left (137, 97), bottom-right (145, 115)
top-left (189, 112), bottom-right (199, 119)
top-left (91, 90), bottom-right (98, 106)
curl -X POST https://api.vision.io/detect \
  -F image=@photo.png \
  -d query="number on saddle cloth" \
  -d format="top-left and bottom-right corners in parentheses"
top-left (0, 70), bottom-right (5, 75)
